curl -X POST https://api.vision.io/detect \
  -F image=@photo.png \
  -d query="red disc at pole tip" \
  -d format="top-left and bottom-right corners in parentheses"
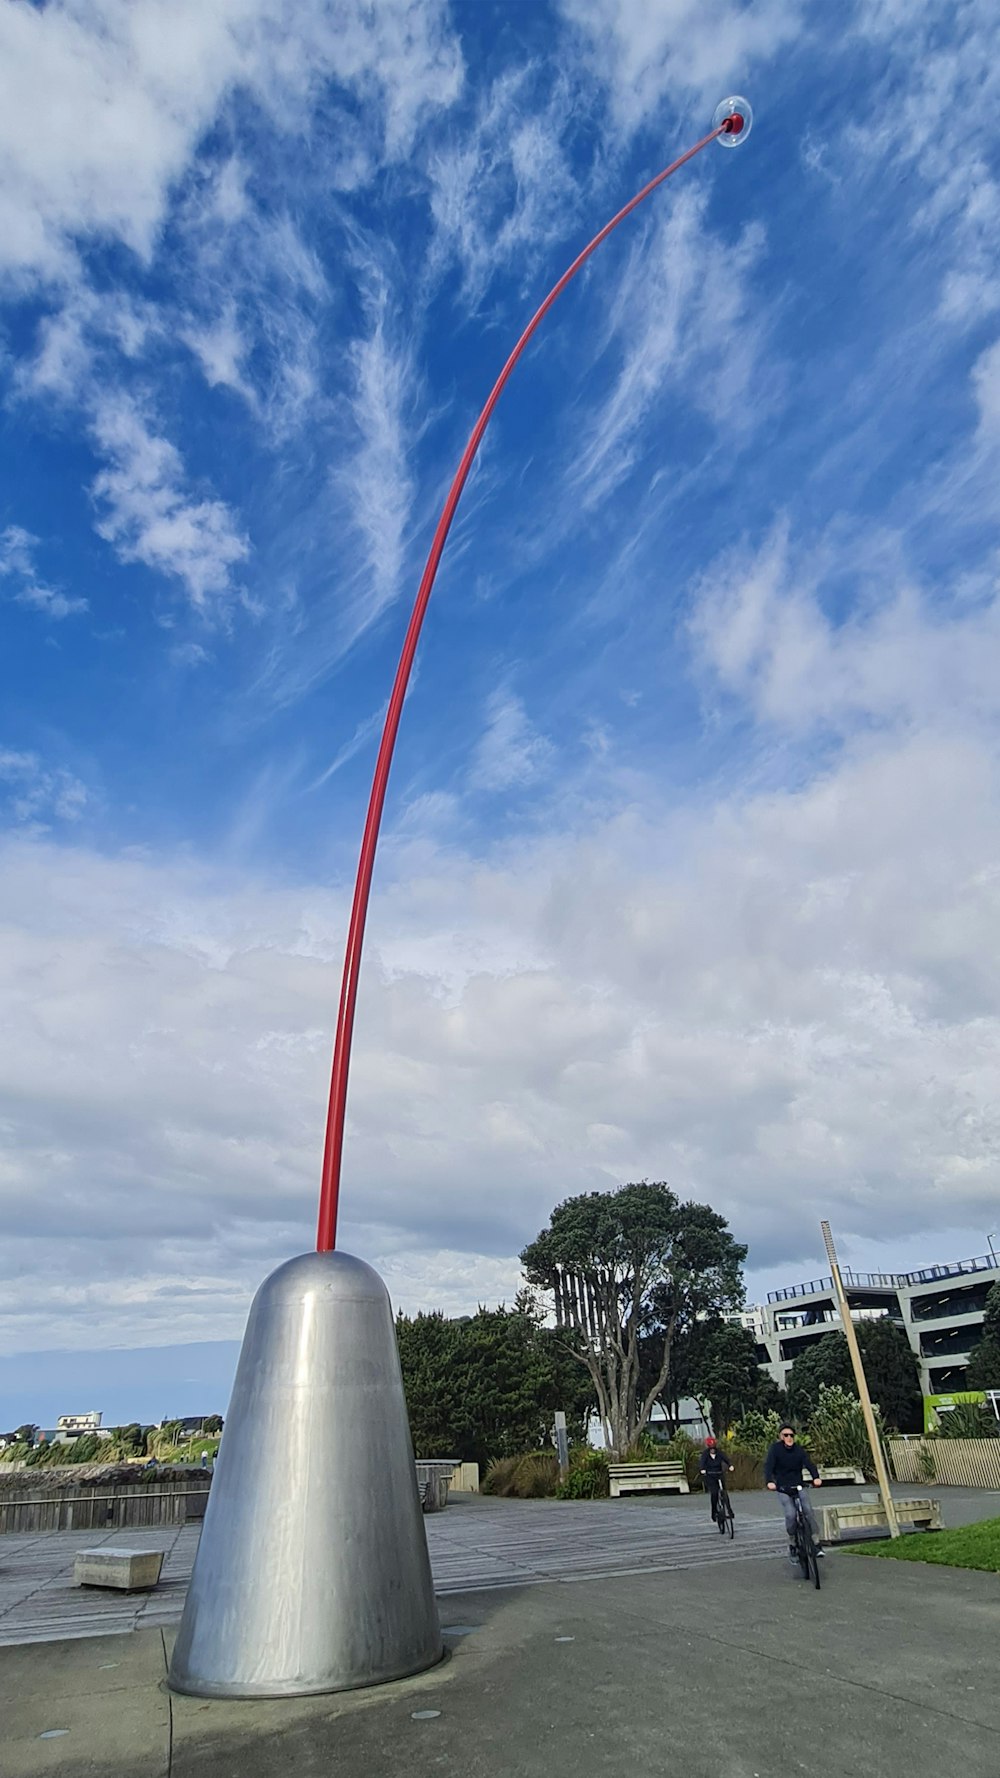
top-left (713, 95), bottom-right (753, 147)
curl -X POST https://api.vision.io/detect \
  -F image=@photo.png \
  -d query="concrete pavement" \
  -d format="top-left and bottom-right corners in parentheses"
top-left (2, 1516), bottom-right (999, 1778)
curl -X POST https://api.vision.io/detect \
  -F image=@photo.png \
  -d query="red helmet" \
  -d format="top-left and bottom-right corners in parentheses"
top-left (704, 1436), bottom-right (716, 1447)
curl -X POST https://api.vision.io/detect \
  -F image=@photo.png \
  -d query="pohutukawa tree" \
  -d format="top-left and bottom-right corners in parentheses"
top-left (520, 1181), bottom-right (747, 1456)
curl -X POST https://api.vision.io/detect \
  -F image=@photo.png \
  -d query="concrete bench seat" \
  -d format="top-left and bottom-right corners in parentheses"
top-left (820, 1497), bottom-right (941, 1542)
top-left (73, 1547), bottom-right (165, 1591)
top-left (608, 1461), bottom-right (690, 1498)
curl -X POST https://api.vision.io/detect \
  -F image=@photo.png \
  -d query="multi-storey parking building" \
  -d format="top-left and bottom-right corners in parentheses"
top-left (749, 1252), bottom-right (999, 1398)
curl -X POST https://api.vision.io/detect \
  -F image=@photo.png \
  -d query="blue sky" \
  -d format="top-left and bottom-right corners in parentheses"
top-left (3, 0), bottom-right (1000, 1427)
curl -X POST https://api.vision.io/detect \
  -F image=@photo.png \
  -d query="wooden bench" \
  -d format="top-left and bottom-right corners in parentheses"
top-left (415, 1460), bottom-right (458, 1513)
top-left (74, 1546), bottom-right (165, 1590)
top-left (820, 1497), bottom-right (941, 1542)
top-left (608, 1461), bottom-right (690, 1498)
top-left (815, 1466), bottom-right (865, 1485)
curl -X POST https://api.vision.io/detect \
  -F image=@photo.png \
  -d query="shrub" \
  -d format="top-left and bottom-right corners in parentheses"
top-left (482, 1452), bottom-right (558, 1498)
top-left (732, 1410), bottom-right (780, 1459)
top-left (724, 1449), bottom-right (765, 1491)
top-left (556, 1447), bottom-right (610, 1499)
top-left (916, 1443), bottom-right (937, 1483)
top-left (936, 1401), bottom-right (999, 1440)
top-left (807, 1385), bottom-right (884, 1479)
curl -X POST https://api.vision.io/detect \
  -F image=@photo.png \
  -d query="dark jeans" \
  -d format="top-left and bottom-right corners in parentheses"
top-left (706, 1476), bottom-right (723, 1519)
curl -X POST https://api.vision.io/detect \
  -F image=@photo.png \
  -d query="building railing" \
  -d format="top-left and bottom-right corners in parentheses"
top-left (768, 1254), bottom-right (998, 1303)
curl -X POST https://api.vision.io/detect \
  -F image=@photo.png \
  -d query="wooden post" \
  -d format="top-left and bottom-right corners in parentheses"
top-left (821, 1221), bottom-right (900, 1538)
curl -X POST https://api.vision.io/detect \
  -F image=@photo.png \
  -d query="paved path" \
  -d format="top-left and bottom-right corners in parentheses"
top-left (0, 1493), bottom-right (787, 1645)
top-left (2, 1483), bottom-right (995, 1648)
top-left (3, 1546), bottom-right (1000, 1778)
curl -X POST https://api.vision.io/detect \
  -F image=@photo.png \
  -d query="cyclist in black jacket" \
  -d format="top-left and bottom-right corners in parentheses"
top-left (698, 1436), bottom-right (735, 1523)
top-left (764, 1423), bottom-right (823, 1558)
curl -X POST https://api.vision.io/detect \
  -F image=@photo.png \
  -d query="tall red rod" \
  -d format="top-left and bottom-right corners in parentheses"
top-left (317, 117), bottom-right (738, 1250)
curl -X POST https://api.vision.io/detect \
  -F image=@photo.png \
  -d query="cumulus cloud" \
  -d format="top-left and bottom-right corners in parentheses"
top-left (90, 392), bottom-right (250, 609)
top-left (689, 517), bottom-right (1000, 734)
top-left (3, 701), bottom-right (1000, 1353)
top-left (0, 0), bottom-right (463, 284)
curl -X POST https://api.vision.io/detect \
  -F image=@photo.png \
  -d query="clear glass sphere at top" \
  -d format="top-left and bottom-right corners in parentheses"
top-left (713, 95), bottom-right (753, 147)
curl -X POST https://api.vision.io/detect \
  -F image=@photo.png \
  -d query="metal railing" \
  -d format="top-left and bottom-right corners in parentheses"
top-left (768, 1253), bottom-right (998, 1304)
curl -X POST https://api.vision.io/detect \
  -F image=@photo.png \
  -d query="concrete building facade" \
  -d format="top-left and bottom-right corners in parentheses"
top-left (750, 1251), bottom-right (999, 1398)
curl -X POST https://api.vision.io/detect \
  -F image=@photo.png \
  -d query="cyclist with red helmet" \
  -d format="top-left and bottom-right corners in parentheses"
top-left (698, 1435), bottom-right (734, 1524)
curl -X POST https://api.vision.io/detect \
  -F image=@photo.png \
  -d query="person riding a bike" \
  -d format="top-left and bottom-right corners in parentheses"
top-left (764, 1423), bottom-right (824, 1558)
top-left (698, 1435), bottom-right (734, 1523)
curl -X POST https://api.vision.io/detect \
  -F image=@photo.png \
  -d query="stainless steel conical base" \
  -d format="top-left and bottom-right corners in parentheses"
top-left (167, 1250), bottom-right (442, 1698)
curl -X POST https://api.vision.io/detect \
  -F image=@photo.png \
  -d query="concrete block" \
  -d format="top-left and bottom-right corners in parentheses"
top-left (74, 1548), bottom-right (165, 1591)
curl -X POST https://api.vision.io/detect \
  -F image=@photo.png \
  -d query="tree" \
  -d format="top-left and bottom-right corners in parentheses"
top-left (14, 1424), bottom-right (38, 1446)
top-left (787, 1319), bottom-right (922, 1431)
top-left (966, 1284), bottom-right (1000, 1392)
top-left (787, 1333), bottom-right (853, 1419)
top-left (202, 1415), bottom-right (224, 1434)
top-left (395, 1311), bottom-right (465, 1458)
top-left (396, 1302), bottom-right (593, 1470)
top-left (683, 1320), bottom-right (764, 1434)
top-left (855, 1317), bottom-right (922, 1431)
top-left (520, 1182), bottom-right (746, 1455)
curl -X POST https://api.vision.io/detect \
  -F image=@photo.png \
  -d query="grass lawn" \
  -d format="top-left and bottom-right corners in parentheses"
top-left (844, 1516), bottom-right (1000, 1573)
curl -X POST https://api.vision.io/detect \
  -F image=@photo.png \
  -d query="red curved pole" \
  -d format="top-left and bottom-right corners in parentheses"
top-left (317, 116), bottom-right (739, 1250)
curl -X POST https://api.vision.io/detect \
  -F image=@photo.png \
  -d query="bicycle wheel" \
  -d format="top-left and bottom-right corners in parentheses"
top-left (808, 1541), bottom-right (821, 1589)
top-left (717, 1494), bottom-right (727, 1534)
top-left (724, 1497), bottom-right (735, 1540)
top-left (795, 1516), bottom-right (811, 1580)
top-left (798, 1513), bottom-right (821, 1589)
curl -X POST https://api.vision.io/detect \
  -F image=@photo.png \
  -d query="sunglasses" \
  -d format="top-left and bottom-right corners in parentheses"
top-left (779, 1432), bottom-right (795, 1440)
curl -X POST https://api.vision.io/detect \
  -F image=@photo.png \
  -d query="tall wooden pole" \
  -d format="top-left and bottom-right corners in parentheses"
top-left (821, 1221), bottom-right (900, 1537)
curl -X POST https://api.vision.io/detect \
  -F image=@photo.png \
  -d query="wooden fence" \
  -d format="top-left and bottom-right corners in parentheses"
top-left (0, 1475), bottom-right (211, 1535)
top-left (449, 1462), bottom-right (480, 1493)
top-left (888, 1437), bottom-right (1000, 1490)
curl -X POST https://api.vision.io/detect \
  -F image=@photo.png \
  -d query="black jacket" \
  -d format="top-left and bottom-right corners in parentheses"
top-left (699, 1448), bottom-right (732, 1479)
top-left (764, 1439), bottom-right (819, 1489)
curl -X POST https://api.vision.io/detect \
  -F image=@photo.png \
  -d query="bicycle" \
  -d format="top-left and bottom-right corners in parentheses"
top-left (785, 1485), bottom-right (821, 1589)
top-left (715, 1480), bottom-right (735, 1539)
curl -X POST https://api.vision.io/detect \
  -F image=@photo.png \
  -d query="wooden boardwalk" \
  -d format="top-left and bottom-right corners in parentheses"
top-left (0, 1496), bottom-right (786, 1646)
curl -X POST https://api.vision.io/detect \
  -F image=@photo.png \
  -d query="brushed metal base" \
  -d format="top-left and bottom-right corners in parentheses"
top-left (167, 1250), bottom-right (442, 1698)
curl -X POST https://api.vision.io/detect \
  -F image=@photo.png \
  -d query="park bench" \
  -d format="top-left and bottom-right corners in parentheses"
top-left (74, 1546), bottom-right (165, 1590)
top-left (608, 1461), bottom-right (690, 1498)
top-left (814, 1466), bottom-right (865, 1485)
top-left (820, 1496), bottom-right (941, 1542)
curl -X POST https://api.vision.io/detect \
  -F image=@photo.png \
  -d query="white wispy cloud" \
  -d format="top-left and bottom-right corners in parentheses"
top-left (688, 515), bottom-right (1000, 736)
top-left (335, 278), bottom-right (418, 637)
top-left (851, 0), bottom-right (1000, 330)
top-left (0, 526), bottom-right (87, 619)
top-left (0, 750), bottom-right (88, 828)
top-left (972, 336), bottom-right (1000, 440)
top-left (426, 67), bottom-right (579, 305)
top-left (556, 0), bottom-right (802, 130)
top-left (469, 690), bottom-right (555, 793)
top-left (90, 392), bottom-right (250, 612)
top-left (571, 189), bottom-right (769, 508)
top-left (181, 302), bottom-right (256, 406)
